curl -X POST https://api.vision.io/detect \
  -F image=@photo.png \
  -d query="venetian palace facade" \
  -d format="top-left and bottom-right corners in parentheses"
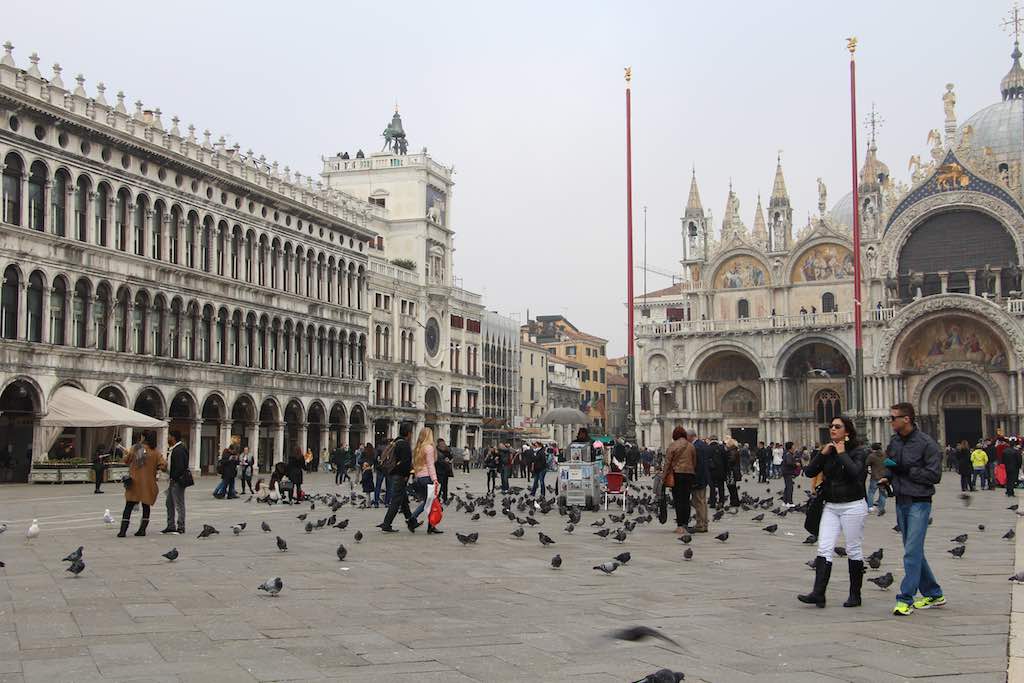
top-left (636, 39), bottom-right (1024, 452)
top-left (0, 43), bottom-right (483, 482)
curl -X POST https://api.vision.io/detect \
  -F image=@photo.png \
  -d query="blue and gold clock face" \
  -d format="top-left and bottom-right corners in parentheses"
top-left (425, 317), bottom-right (440, 357)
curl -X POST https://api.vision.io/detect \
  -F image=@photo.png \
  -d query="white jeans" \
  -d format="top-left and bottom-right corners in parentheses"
top-left (817, 499), bottom-right (867, 562)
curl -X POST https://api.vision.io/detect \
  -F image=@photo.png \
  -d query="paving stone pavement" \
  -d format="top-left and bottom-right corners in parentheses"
top-left (0, 470), bottom-right (1018, 682)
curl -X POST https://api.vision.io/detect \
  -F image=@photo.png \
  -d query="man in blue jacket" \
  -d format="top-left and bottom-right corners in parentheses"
top-left (880, 402), bottom-right (945, 616)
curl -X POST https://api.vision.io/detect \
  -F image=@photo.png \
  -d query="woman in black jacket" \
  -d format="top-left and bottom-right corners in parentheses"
top-left (955, 440), bottom-right (972, 492)
top-left (798, 415), bottom-right (868, 609)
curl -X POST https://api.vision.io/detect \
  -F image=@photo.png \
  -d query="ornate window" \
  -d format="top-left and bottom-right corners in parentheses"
top-left (822, 292), bottom-right (836, 313)
top-left (815, 389), bottom-right (841, 424)
top-left (737, 299), bottom-right (750, 319)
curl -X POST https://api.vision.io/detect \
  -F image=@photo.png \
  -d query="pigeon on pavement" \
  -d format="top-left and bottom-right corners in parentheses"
top-left (950, 534), bottom-right (968, 543)
top-left (632, 668), bottom-right (685, 683)
top-left (336, 544), bottom-right (348, 561)
top-left (511, 527), bottom-right (525, 539)
top-left (62, 546), bottom-right (83, 563)
top-left (948, 545), bottom-right (966, 558)
top-left (456, 532), bottom-right (478, 545)
top-left (65, 558), bottom-right (85, 576)
top-left (261, 521), bottom-right (271, 533)
top-left (763, 524), bottom-right (778, 534)
top-left (614, 552), bottom-right (632, 565)
top-left (1009, 571), bottom-right (1024, 582)
top-left (868, 572), bottom-right (894, 590)
top-left (257, 577), bottom-right (283, 596)
top-left (196, 524), bottom-right (219, 539)
top-left (550, 554), bottom-right (562, 569)
top-left (714, 531), bottom-right (729, 542)
top-left (802, 535), bottom-right (817, 544)
top-left (683, 548), bottom-right (693, 561)
top-left (354, 531), bottom-right (363, 543)
top-left (538, 532), bottom-right (555, 546)
top-left (593, 561), bottom-right (621, 575)
top-left (678, 534), bottom-right (692, 544)
top-left (594, 528), bottom-right (611, 538)
top-left (276, 536), bottom-right (288, 551)
top-left (1004, 529), bottom-right (1016, 540)
top-left (162, 548), bottom-right (179, 561)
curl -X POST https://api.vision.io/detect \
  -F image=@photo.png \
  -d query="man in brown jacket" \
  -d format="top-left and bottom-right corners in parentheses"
top-left (663, 426), bottom-right (696, 535)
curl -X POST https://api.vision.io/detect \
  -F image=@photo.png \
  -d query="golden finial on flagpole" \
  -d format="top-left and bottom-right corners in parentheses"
top-left (624, 66), bottom-right (632, 84)
top-left (846, 37), bottom-right (857, 56)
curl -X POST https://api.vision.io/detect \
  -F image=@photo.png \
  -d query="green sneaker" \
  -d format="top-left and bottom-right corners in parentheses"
top-left (892, 601), bottom-right (914, 616)
top-left (912, 595), bottom-right (946, 610)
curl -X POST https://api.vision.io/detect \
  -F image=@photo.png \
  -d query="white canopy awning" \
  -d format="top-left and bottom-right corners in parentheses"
top-left (39, 386), bottom-right (166, 428)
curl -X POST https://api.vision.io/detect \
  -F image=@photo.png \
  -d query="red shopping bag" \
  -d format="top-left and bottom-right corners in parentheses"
top-left (995, 463), bottom-right (1007, 486)
top-left (428, 484), bottom-right (443, 526)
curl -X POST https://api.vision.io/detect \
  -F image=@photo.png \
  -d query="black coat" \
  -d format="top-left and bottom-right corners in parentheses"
top-left (955, 447), bottom-right (972, 475)
top-left (287, 455), bottom-right (304, 485)
top-left (1004, 446), bottom-right (1021, 475)
top-left (693, 440), bottom-right (711, 489)
top-left (804, 444), bottom-right (867, 503)
top-left (709, 442), bottom-right (727, 482)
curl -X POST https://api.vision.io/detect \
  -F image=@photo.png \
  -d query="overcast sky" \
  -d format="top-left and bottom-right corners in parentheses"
top-left (5, 1), bottom-right (1015, 355)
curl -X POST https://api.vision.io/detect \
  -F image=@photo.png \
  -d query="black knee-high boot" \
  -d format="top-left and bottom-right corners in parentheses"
top-left (797, 555), bottom-right (832, 608)
top-left (843, 559), bottom-right (864, 607)
top-left (118, 502), bottom-right (134, 538)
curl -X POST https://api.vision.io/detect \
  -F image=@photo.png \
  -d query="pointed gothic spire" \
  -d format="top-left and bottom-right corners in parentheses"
top-left (770, 154), bottom-right (789, 206)
top-left (684, 167), bottom-right (703, 217)
top-left (1003, 41), bottom-right (1024, 100)
top-left (722, 182), bottom-right (745, 237)
top-left (752, 193), bottom-right (768, 247)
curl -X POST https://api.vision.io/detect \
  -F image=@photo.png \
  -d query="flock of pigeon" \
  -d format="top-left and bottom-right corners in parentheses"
top-left (5, 477), bottom-right (1023, 682)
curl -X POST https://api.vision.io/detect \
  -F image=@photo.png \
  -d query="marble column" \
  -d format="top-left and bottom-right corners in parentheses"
top-left (218, 420), bottom-right (231, 454)
top-left (967, 270), bottom-right (977, 295)
top-left (39, 284), bottom-right (50, 344)
top-left (16, 282), bottom-right (26, 340)
top-left (938, 271), bottom-right (949, 293)
top-left (188, 419), bottom-right (202, 471)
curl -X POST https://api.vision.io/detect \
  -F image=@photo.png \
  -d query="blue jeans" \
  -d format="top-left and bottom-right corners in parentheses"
top-left (410, 476), bottom-right (432, 521)
top-left (373, 469), bottom-right (388, 506)
top-left (972, 468), bottom-right (987, 489)
top-left (501, 467), bottom-right (510, 492)
top-left (213, 478), bottom-right (235, 497)
top-left (867, 479), bottom-right (887, 512)
top-left (896, 500), bottom-right (943, 604)
top-left (530, 469), bottom-right (547, 497)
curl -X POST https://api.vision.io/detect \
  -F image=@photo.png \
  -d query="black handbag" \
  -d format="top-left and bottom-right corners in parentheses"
top-left (804, 483), bottom-right (825, 535)
top-left (122, 475), bottom-right (134, 489)
top-left (179, 470), bottom-right (195, 488)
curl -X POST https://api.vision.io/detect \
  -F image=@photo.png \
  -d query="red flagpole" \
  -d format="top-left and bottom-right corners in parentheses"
top-left (625, 67), bottom-right (636, 440)
top-left (848, 38), bottom-right (866, 428)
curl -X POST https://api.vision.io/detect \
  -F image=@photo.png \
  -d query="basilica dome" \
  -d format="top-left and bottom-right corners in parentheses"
top-left (828, 191), bottom-right (854, 230)
top-left (960, 97), bottom-right (1023, 159)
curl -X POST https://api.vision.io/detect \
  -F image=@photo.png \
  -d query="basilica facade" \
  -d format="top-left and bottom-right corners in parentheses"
top-left (636, 42), bottom-right (1024, 452)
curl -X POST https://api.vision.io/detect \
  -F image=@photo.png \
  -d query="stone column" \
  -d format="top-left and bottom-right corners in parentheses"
top-left (300, 422), bottom-right (310, 457)
top-left (938, 271), bottom-right (949, 293)
top-left (218, 420), bottom-right (231, 454)
top-left (273, 423), bottom-right (285, 465)
top-left (17, 172), bottom-right (28, 228)
top-left (319, 424), bottom-right (329, 460)
top-left (16, 282), bottom-right (26, 340)
top-left (39, 284), bottom-right (50, 344)
top-left (161, 214), bottom-right (172, 263)
top-left (189, 419), bottom-right (202, 471)
top-left (967, 269), bottom-right (977, 295)
top-left (246, 422), bottom-right (259, 457)
top-left (994, 267), bottom-right (1003, 297)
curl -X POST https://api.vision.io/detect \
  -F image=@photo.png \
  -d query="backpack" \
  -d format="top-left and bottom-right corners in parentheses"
top-left (378, 441), bottom-right (398, 475)
top-left (546, 453), bottom-right (557, 471)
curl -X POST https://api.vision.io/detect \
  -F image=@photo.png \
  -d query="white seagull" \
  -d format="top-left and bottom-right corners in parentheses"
top-left (103, 509), bottom-right (114, 524)
top-left (25, 519), bottom-right (39, 542)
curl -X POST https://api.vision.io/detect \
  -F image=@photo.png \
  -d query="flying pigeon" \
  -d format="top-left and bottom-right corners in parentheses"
top-left (608, 625), bottom-right (680, 648)
top-left (511, 527), bottom-right (525, 539)
top-left (65, 558), bottom-right (85, 576)
top-left (951, 534), bottom-right (968, 544)
top-left (683, 548), bottom-right (693, 561)
top-left (276, 536), bottom-right (288, 551)
top-left (162, 548), bottom-right (179, 561)
top-left (948, 545), bottom-right (966, 558)
top-left (868, 572), bottom-right (894, 590)
top-left (614, 552), bottom-right (632, 565)
top-left (550, 554), bottom-right (562, 569)
top-left (538, 532), bottom-right (555, 546)
top-left (196, 524), bottom-right (219, 539)
top-left (593, 561), bottom-right (621, 575)
top-left (257, 577), bottom-right (283, 596)
top-left (762, 524), bottom-right (778, 534)
top-left (354, 531), bottom-right (363, 543)
top-left (261, 521), bottom-right (271, 533)
top-left (456, 532), bottom-right (478, 545)
top-left (714, 531), bottom-right (729, 542)
top-left (62, 546), bottom-right (83, 563)
top-left (102, 510), bottom-right (114, 524)
top-left (26, 519), bottom-right (39, 541)
top-left (336, 544), bottom-right (348, 561)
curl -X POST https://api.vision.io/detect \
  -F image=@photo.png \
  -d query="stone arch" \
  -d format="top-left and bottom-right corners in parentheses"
top-left (704, 249), bottom-right (771, 289)
top-left (1, 375), bottom-right (45, 413)
top-left (880, 191), bottom-right (1024, 281)
top-left (0, 377), bottom-right (43, 482)
top-left (348, 403), bottom-right (366, 447)
top-left (133, 386), bottom-right (167, 419)
top-left (329, 401), bottom-right (347, 450)
top-left (97, 383), bottom-right (128, 407)
top-left (912, 368), bottom-right (1003, 447)
top-left (877, 295), bottom-right (1020, 373)
top-left (686, 341), bottom-right (765, 379)
top-left (646, 352), bottom-right (670, 384)
top-left (785, 238), bottom-right (855, 285)
top-left (776, 334), bottom-right (854, 378)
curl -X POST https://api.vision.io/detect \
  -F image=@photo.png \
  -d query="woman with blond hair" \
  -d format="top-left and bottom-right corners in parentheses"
top-left (117, 431), bottom-right (167, 537)
top-left (409, 427), bottom-right (442, 534)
